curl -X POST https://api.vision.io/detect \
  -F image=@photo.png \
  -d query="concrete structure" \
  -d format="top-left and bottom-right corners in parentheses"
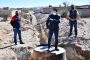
top-left (33, 46), bottom-right (66, 60)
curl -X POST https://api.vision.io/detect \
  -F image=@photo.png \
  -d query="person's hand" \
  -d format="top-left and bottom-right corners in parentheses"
top-left (50, 18), bottom-right (54, 21)
top-left (66, 17), bottom-right (70, 20)
top-left (66, 16), bottom-right (70, 20)
top-left (77, 15), bottom-right (81, 20)
top-left (46, 27), bottom-right (49, 29)
top-left (44, 28), bottom-right (48, 31)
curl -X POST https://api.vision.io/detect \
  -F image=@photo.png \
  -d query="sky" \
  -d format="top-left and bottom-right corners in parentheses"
top-left (0, 0), bottom-right (90, 8)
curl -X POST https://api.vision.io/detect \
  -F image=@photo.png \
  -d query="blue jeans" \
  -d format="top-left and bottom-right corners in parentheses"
top-left (69, 20), bottom-right (77, 36)
top-left (13, 28), bottom-right (22, 44)
top-left (48, 29), bottom-right (59, 49)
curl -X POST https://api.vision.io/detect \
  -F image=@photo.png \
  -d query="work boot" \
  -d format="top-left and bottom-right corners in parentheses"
top-left (74, 35), bottom-right (77, 38)
top-left (55, 47), bottom-right (59, 51)
top-left (15, 43), bottom-right (17, 45)
top-left (68, 33), bottom-right (72, 37)
top-left (20, 41), bottom-right (24, 44)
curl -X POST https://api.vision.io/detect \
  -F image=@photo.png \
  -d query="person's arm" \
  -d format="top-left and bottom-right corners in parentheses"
top-left (46, 16), bottom-right (50, 29)
top-left (66, 12), bottom-right (70, 20)
top-left (58, 14), bottom-right (61, 23)
top-left (77, 11), bottom-right (81, 20)
top-left (56, 15), bottom-right (60, 23)
top-left (53, 14), bottom-right (61, 23)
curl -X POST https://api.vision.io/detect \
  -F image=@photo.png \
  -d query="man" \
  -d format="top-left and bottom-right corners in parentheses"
top-left (10, 11), bottom-right (24, 45)
top-left (30, 15), bottom-right (32, 24)
top-left (67, 5), bottom-right (80, 38)
top-left (46, 9), bottom-right (60, 51)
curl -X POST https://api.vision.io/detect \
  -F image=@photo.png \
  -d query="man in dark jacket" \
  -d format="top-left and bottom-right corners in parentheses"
top-left (46, 9), bottom-right (60, 51)
top-left (10, 11), bottom-right (24, 45)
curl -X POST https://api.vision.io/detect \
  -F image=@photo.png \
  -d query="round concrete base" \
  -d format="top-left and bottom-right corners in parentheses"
top-left (33, 46), bottom-right (66, 60)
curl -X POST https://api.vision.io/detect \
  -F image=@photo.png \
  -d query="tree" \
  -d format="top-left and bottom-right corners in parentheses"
top-left (2, 11), bottom-right (11, 21)
top-left (59, 4), bottom-right (61, 7)
top-left (63, 1), bottom-right (69, 7)
top-left (3, 15), bottom-right (9, 21)
top-left (62, 1), bottom-right (69, 18)
top-left (63, 2), bottom-right (67, 7)
top-left (49, 5), bottom-right (52, 7)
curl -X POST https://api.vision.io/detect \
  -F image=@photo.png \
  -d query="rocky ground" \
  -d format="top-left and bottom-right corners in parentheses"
top-left (60, 18), bottom-right (90, 60)
top-left (0, 12), bottom-right (90, 60)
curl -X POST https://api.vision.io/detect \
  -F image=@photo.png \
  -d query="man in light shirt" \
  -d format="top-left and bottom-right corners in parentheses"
top-left (67, 5), bottom-right (80, 37)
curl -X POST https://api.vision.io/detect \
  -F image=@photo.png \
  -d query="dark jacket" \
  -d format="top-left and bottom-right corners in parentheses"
top-left (46, 14), bottom-right (60, 30)
top-left (10, 15), bottom-right (21, 29)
